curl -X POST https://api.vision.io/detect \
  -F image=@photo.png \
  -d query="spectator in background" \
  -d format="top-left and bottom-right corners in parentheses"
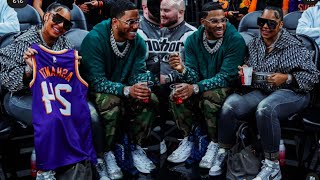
top-left (296, 1), bottom-right (320, 47)
top-left (33, 0), bottom-right (73, 19)
top-left (224, 0), bottom-right (249, 29)
top-left (241, 0), bottom-right (289, 15)
top-left (76, 0), bottom-right (114, 30)
top-left (288, 0), bottom-right (316, 12)
top-left (0, 0), bottom-right (20, 36)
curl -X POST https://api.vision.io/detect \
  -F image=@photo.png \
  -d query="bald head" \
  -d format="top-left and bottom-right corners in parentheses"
top-left (161, 0), bottom-right (185, 11)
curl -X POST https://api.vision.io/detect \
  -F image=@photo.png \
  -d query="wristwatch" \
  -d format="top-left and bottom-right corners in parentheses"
top-left (192, 84), bottom-right (199, 94)
top-left (25, 65), bottom-right (32, 74)
top-left (286, 74), bottom-right (292, 84)
top-left (123, 86), bottom-right (130, 97)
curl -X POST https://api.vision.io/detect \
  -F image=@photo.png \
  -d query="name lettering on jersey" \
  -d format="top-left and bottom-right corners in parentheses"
top-left (145, 38), bottom-right (184, 53)
top-left (39, 66), bottom-right (73, 82)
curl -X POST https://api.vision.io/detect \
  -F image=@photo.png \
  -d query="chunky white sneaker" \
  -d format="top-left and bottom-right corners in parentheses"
top-left (132, 145), bottom-right (156, 173)
top-left (199, 141), bottom-right (219, 168)
top-left (104, 151), bottom-right (123, 179)
top-left (96, 158), bottom-right (110, 180)
top-left (209, 148), bottom-right (227, 176)
top-left (167, 137), bottom-right (193, 163)
top-left (36, 170), bottom-right (56, 180)
top-left (253, 159), bottom-right (282, 180)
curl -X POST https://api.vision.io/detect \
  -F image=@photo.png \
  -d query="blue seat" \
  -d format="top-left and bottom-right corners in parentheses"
top-left (14, 4), bottom-right (41, 31)
top-left (283, 11), bottom-right (303, 34)
top-left (238, 11), bottom-right (262, 36)
top-left (70, 4), bottom-right (87, 30)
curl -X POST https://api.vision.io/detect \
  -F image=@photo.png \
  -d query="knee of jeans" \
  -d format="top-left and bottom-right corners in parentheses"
top-left (88, 102), bottom-right (100, 124)
top-left (256, 102), bottom-right (273, 119)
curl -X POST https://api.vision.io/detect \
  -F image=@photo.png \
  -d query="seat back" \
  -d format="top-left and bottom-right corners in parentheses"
top-left (64, 29), bottom-right (89, 51)
top-left (238, 11), bottom-right (262, 36)
top-left (297, 34), bottom-right (320, 107)
top-left (14, 5), bottom-right (42, 31)
top-left (240, 31), bottom-right (255, 46)
top-left (70, 4), bottom-right (87, 30)
top-left (283, 11), bottom-right (303, 34)
top-left (0, 32), bottom-right (19, 49)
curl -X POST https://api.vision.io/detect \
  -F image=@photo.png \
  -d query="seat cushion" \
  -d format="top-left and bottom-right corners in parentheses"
top-left (302, 108), bottom-right (320, 130)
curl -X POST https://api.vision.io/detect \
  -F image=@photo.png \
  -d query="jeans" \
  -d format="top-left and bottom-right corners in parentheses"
top-left (3, 92), bottom-right (105, 154)
top-left (218, 89), bottom-right (310, 153)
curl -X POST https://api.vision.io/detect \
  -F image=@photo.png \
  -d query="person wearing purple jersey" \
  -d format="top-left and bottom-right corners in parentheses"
top-left (0, 3), bottom-right (100, 180)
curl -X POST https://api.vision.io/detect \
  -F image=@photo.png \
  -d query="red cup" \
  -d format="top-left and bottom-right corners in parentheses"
top-left (170, 84), bottom-right (183, 104)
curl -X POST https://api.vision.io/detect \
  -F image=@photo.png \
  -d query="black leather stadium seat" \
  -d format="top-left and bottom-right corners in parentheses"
top-left (283, 11), bottom-right (303, 34)
top-left (14, 5), bottom-right (41, 31)
top-left (238, 11), bottom-right (262, 36)
top-left (70, 4), bottom-right (87, 30)
top-left (64, 28), bottom-right (89, 51)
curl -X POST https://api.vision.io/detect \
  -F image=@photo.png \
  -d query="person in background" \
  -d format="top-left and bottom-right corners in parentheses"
top-left (0, 0), bottom-right (20, 36)
top-left (33, 0), bottom-right (73, 19)
top-left (167, 3), bottom-right (245, 177)
top-left (80, 0), bottom-right (159, 178)
top-left (219, 5), bottom-right (319, 180)
top-left (288, 0), bottom-right (316, 12)
top-left (242, 0), bottom-right (289, 15)
top-left (76, 0), bottom-right (114, 30)
top-left (296, 1), bottom-right (320, 47)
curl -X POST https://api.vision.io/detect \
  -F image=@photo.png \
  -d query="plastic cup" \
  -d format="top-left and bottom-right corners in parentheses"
top-left (139, 81), bottom-right (154, 103)
top-left (169, 84), bottom-right (183, 104)
top-left (242, 67), bottom-right (253, 86)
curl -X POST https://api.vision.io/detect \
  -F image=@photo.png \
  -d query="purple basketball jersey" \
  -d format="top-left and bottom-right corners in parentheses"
top-left (30, 44), bottom-right (96, 170)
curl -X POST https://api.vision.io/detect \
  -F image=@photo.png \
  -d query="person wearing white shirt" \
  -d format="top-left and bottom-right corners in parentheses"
top-left (0, 1), bottom-right (20, 36)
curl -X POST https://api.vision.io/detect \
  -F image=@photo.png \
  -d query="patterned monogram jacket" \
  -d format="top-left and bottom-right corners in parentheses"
top-left (246, 29), bottom-right (319, 93)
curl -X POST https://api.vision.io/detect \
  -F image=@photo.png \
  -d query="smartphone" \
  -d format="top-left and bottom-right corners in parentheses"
top-left (233, 11), bottom-right (240, 16)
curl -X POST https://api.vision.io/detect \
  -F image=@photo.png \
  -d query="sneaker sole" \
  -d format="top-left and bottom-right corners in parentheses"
top-left (209, 169), bottom-right (223, 176)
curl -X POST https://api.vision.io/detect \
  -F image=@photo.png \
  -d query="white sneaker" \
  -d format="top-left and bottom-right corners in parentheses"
top-left (96, 158), bottom-right (110, 180)
top-left (132, 145), bottom-right (156, 173)
top-left (160, 140), bottom-right (167, 154)
top-left (253, 159), bottom-right (282, 180)
top-left (209, 148), bottom-right (227, 176)
top-left (167, 137), bottom-right (193, 163)
top-left (104, 151), bottom-right (123, 179)
top-left (36, 170), bottom-right (56, 180)
top-left (199, 141), bottom-right (219, 168)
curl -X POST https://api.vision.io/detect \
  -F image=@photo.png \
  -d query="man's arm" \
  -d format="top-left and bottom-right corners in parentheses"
top-left (81, 33), bottom-right (125, 96)
top-left (296, 9), bottom-right (320, 39)
top-left (0, 4), bottom-right (20, 35)
top-left (33, 0), bottom-right (44, 19)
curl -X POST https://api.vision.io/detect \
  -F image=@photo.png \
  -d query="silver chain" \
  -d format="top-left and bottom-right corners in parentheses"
top-left (110, 29), bottom-right (130, 58)
top-left (202, 31), bottom-right (223, 54)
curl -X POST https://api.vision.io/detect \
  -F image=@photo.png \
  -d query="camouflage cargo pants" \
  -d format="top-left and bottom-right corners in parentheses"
top-left (92, 93), bottom-right (159, 151)
top-left (170, 88), bottom-right (230, 141)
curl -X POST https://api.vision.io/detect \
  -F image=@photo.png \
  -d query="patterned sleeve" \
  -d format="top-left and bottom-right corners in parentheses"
top-left (291, 47), bottom-right (320, 92)
top-left (0, 40), bottom-right (30, 92)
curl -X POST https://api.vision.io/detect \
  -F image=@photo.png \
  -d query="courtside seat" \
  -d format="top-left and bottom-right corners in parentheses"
top-left (70, 4), bottom-right (87, 30)
top-left (283, 11), bottom-right (303, 34)
top-left (14, 5), bottom-right (41, 31)
top-left (238, 11), bottom-right (262, 36)
top-left (0, 32), bottom-right (19, 49)
top-left (65, 28), bottom-right (89, 51)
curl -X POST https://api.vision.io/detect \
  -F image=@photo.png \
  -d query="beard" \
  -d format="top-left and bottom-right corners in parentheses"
top-left (161, 15), bottom-right (178, 27)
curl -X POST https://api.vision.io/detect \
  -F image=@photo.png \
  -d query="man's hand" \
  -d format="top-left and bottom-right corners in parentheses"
top-left (267, 73), bottom-right (288, 87)
top-left (79, 4), bottom-right (89, 13)
top-left (238, 64), bottom-right (248, 77)
top-left (172, 83), bottom-right (193, 100)
top-left (23, 48), bottom-right (38, 68)
top-left (168, 53), bottom-right (184, 73)
top-left (129, 82), bottom-right (151, 100)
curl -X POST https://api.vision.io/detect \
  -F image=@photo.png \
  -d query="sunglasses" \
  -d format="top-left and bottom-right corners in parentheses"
top-left (117, 18), bottom-right (141, 26)
top-left (257, 17), bottom-right (278, 30)
top-left (51, 13), bottom-right (73, 31)
top-left (203, 17), bottom-right (228, 25)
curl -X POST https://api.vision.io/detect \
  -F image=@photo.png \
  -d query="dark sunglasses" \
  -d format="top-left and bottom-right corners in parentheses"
top-left (257, 17), bottom-right (278, 30)
top-left (51, 13), bottom-right (73, 31)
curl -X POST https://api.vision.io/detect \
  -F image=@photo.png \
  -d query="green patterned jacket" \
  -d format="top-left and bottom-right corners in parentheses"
top-left (180, 23), bottom-right (246, 93)
top-left (80, 19), bottom-right (148, 96)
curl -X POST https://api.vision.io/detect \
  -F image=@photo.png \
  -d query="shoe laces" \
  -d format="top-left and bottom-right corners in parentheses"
top-left (257, 160), bottom-right (274, 178)
top-left (135, 146), bottom-right (153, 164)
top-left (38, 171), bottom-right (56, 180)
top-left (106, 152), bottom-right (120, 172)
top-left (96, 161), bottom-right (108, 177)
top-left (213, 151), bottom-right (226, 166)
top-left (173, 138), bottom-right (192, 155)
top-left (203, 143), bottom-right (218, 162)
